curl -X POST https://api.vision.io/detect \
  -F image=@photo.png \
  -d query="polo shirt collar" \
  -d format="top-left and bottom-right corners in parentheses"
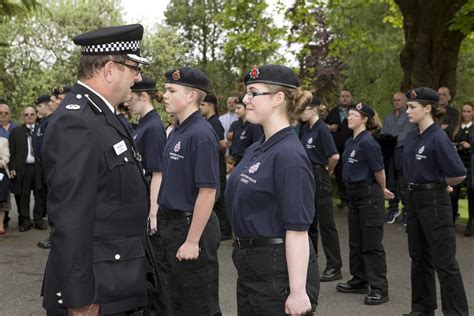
top-left (254, 126), bottom-right (293, 152)
top-left (350, 130), bottom-right (369, 143)
top-left (175, 110), bottom-right (200, 133)
top-left (139, 109), bottom-right (157, 124)
top-left (418, 122), bottom-right (437, 139)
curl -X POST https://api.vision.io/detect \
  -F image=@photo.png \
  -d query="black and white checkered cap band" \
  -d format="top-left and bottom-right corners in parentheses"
top-left (81, 40), bottom-right (140, 54)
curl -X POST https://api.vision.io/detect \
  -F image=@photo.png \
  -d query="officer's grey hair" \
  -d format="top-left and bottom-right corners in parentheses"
top-left (77, 55), bottom-right (129, 80)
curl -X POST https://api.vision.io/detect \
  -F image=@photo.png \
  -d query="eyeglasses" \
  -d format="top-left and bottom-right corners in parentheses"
top-left (24, 113), bottom-right (35, 117)
top-left (113, 61), bottom-right (141, 75)
top-left (245, 91), bottom-right (274, 100)
top-left (0, 112), bottom-right (9, 115)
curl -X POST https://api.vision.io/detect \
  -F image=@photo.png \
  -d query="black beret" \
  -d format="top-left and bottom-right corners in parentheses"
top-left (203, 94), bottom-right (217, 105)
top-left (309, 93), bottom-right (321, 107)
top-left (164, 67), bottom-right (209, 93)
top-left (51, 86), bottom-right (71, 97)
top-left (405, 87), bottom-right (439, 104)
top-left (244, 64), bottom-right (300, 89)
top-left (35, 95), bottom-right (51, 105)
top-left (349, 102), bottom-right (375, 118)
top-left (73, 24), bottom-right (149, 64)
top-left (131, 75), bottom-right (156, 92)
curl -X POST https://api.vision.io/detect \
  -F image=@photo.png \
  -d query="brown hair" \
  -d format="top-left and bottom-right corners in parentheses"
top-left (416, 100), bottom-right (443, 120)
top-left (138, 90), bottom-right (163, 103)
top-left (265, 85), bottom-right (312, 117)
top-left (77, 55), bottom-right (130, 80)
top-left (452, 101), bottom-right (474, 139)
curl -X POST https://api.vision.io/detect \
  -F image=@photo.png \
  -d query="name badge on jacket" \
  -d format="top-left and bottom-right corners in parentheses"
top-left (113, 140), bottom-right (127, 156)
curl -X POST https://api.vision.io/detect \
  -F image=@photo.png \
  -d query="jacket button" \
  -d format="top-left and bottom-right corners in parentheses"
top-left (115, 254), bottom-right (121, 260)
top-left (124, 157), bottom-right (128, 162)
top-left (76, 94), bottom-right (82, 99)
top-left (58, 299), bottom-right (63, 304)
top-left (56, 292), bottom-right (62, 297)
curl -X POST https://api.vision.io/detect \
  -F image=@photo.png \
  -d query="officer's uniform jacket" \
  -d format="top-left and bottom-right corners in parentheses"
top-left (41, 82), bottom-right (151, 315)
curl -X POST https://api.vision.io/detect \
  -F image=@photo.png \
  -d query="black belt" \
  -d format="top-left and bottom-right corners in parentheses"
top-left (158, 207), bottom-right (193, 220)
top-left (233, 237), bottom-right (284, 249)
top-left (346, 181), bottom-right (374, 190)
top-left (408, 182), bottom-right (446, 191)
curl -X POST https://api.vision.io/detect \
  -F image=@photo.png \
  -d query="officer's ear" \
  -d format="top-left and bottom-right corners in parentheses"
top-left (102, 61), bottom-right (116, 83)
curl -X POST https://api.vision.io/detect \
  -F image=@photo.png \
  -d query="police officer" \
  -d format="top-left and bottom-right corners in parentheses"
top-left (225, 65), bottom-right (319, 315)
top-left (227, 96), bottom-right (263, 166)
top-left (402, 88), bottom-right (468, 316)
top-left (127, 75), bottom-right (170, 315)
top-left (199, 94), bottom-right (232, 240)
top-left (41, 24), bottom-right (156, 316)
top-left (300, 94), bottom-right (343, 282)
top-left (336, 103), bottom-right (392, 305)
top-left (158, 67), bottom-right (221, 315)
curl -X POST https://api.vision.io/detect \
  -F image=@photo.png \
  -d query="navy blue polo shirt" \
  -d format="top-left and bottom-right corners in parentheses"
top-left (300, 119), bottom-right (338, 166)
top-left (404, 123), bottom-right (466, 183)
top-left (158, 110), bottom-right (220, 212)
top-left (225, 126), bottom-right (315, 238)
top-left (229, 119), bottom-right (263, 159)
top-left (207, 114), bottom-right (224, 141)
top-left (342, 130), bottom-right (384, 184)
top-left (133, 110), bottom-right (167, 175)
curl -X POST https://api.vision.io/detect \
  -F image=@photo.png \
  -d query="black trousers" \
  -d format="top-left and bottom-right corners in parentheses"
top-left (18, 164), bottom-right (44, 225)
top-left (308, 166), bottom-right (342, 270)
top-left (158, 212), bottom-right (221, 316)
top-left (407, 188), bottom-right (468, 315)
top-left (232, 242), bottom-right (319, 316)
top-left (334, 160), bottom-right (347, 204)
top-left (215, 155), bottom-right (232, 237)
top-left (387, 147), bottom-right (408, 212)
top-left (346, 183), bottom-right (388, 295)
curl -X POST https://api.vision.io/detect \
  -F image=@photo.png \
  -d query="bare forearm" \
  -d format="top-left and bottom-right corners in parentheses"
top-left (285, 230), bottom-right (309, 295)
top-left (150, 172), bottom-right (162, 215)
top-left (446, 176), bottom-right (466, 186)
top-left (327, 154), bottom-right (339, 174)
top-left (374, 170), bottom-right (386, 191)
top-left (187, 188), bottom-right (216, 243)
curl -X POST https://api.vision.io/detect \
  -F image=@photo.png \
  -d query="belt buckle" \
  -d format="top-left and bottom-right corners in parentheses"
top-left (408, 183), bottom-right (414, 191)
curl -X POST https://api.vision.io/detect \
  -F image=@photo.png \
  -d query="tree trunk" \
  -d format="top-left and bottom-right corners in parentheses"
top-left (396, 0), bottom-right (467, 96)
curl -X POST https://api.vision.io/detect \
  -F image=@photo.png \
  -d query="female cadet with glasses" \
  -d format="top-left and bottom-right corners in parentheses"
top-left (300, 94), bottom-right (343, 283)
top-left (336, 102), bottom-right (392, 306)
top-left (225, 65), bottom-right (319, 315)
top-left (401, 88), bottom-right (468, 316)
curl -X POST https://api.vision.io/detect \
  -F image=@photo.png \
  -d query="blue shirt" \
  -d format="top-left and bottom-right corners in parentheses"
top-left (225, 126), bottom-right (315, 238)
top-left (403, 123), bottom-right (466, 183)
top-left (207, 114), bottom-right (224, 141)
top-left (342, 130), bottom-right (384, 184)
top-left (133, 110), bottom-right (167, 175)
top-left (300, 119), bottom-right (338, 166)
top-left (158, 110), bottom-right (220, 212)
top-left (229, 119), bottom-right (263, 159)
top-left (0, 121), bottom-right (18, 139)
top-left (380, 110), bottom-right (414, 147)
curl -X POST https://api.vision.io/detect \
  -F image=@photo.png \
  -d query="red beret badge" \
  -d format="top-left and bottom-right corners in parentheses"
top-left (356, 103), bottom-right (363, 110)
top-left (410, 90), bottom-right (417, 98)
top-left (172, 69), bottom-right (181, 81)
top-left (249, 65), bottom-right (259, 79)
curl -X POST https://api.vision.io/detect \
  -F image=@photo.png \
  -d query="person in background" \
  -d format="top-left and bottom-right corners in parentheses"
top-left (336, 102), bottom-right (392, 306)
top-left (0, 136), bottom-right (10, 234)
top-left (402, 87), bottom-right (468, 316)
top-left (165, 113), bottom-right (177, 138)
top-left (219, 96), bottom-right (238, 138)
top-left (450, 101), bottom-right (474, 233)
top-left (325, 89), bottom-right (354, 209)
top-left (437, 86), bottom-right (459, 140)
top-left (117, 101), bottom-right (134, 134)
top-left (227, 96), bottom-right (263, 166)
top-left (300, 93), bottom-right (343, 283)
top-left (226, 65), bottom-right (319, 315)
top-left (380, 92), bottom-right (414, 225)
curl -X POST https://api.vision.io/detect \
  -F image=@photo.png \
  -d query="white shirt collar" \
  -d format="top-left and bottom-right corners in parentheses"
top-left (77, 80), bottom-right (115, 114)
top-left (462, 122), bottom-right (472, 129)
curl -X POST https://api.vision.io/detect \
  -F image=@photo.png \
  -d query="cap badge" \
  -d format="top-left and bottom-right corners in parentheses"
top-left (248, 162), bottom-right (260, 174)
top-left (65, 104), bottom-right (81, 110)
top-left (172, 70), bottom-right (181, 81)
top-left (249, 65), bottom-right (259, 79)
top-left (174, 141), bottom-right (181, 152)
top-left (410, 90), bottom-right (417, 98)
top-left (356, 103), bottom-right (363, 110)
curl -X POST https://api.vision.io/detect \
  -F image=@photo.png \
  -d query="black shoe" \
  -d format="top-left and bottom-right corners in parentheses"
top-left (320, 268), bottom-right (342, 282)
top-left (464, 220), bottom-right (473, 237)
top-left (34, 222), bottom-right (48, 230)
top-left (336, 282), bottom-right (369, 294)
top-left (19, 222), bottom-right (33, 232)
top-left (402, 311), bottom-right (434, 316)
top-left (364, 293), bottom-right (389, 305)
top-left (37, 238), bottom-right (51, 249)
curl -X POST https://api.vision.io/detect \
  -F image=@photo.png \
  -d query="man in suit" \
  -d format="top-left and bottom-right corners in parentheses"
top-left (41, 24), bottom-right (156, 316)
top-left (9, 106), bottom-right (45, 232)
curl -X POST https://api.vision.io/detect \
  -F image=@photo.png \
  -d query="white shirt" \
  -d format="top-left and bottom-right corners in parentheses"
top-left (26, 124), bottom-right (35, 163)
top-left (219, 112), bottom-right (238, 139)
top-left (461, 122), bottom-right (472, 129)
top-left (77, 80), bottom-right (115, 114)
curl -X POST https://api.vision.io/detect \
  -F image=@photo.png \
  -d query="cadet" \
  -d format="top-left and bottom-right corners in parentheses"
top-left (402, 88), bottom-right (468, 316)
top-left (41, 24), bottom-right (156, 315)
top-left (158, 67), bottom-right (221, 315)
top-left (300, 93), bottom-right (343, 282)
top-left (336, 103), bottom-right (392, 305)
top-left (199, 94), bottom-right (232, 240)
top-left (225, 65), bottom-right (319, 315)
top-left (128, 75), bottom-right (170, 315)
top-left (227, 96), bottom-right (263, 166)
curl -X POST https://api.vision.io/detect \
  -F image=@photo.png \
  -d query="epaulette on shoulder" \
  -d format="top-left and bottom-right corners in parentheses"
top-left (62, 93), bottom-right (88, 113)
